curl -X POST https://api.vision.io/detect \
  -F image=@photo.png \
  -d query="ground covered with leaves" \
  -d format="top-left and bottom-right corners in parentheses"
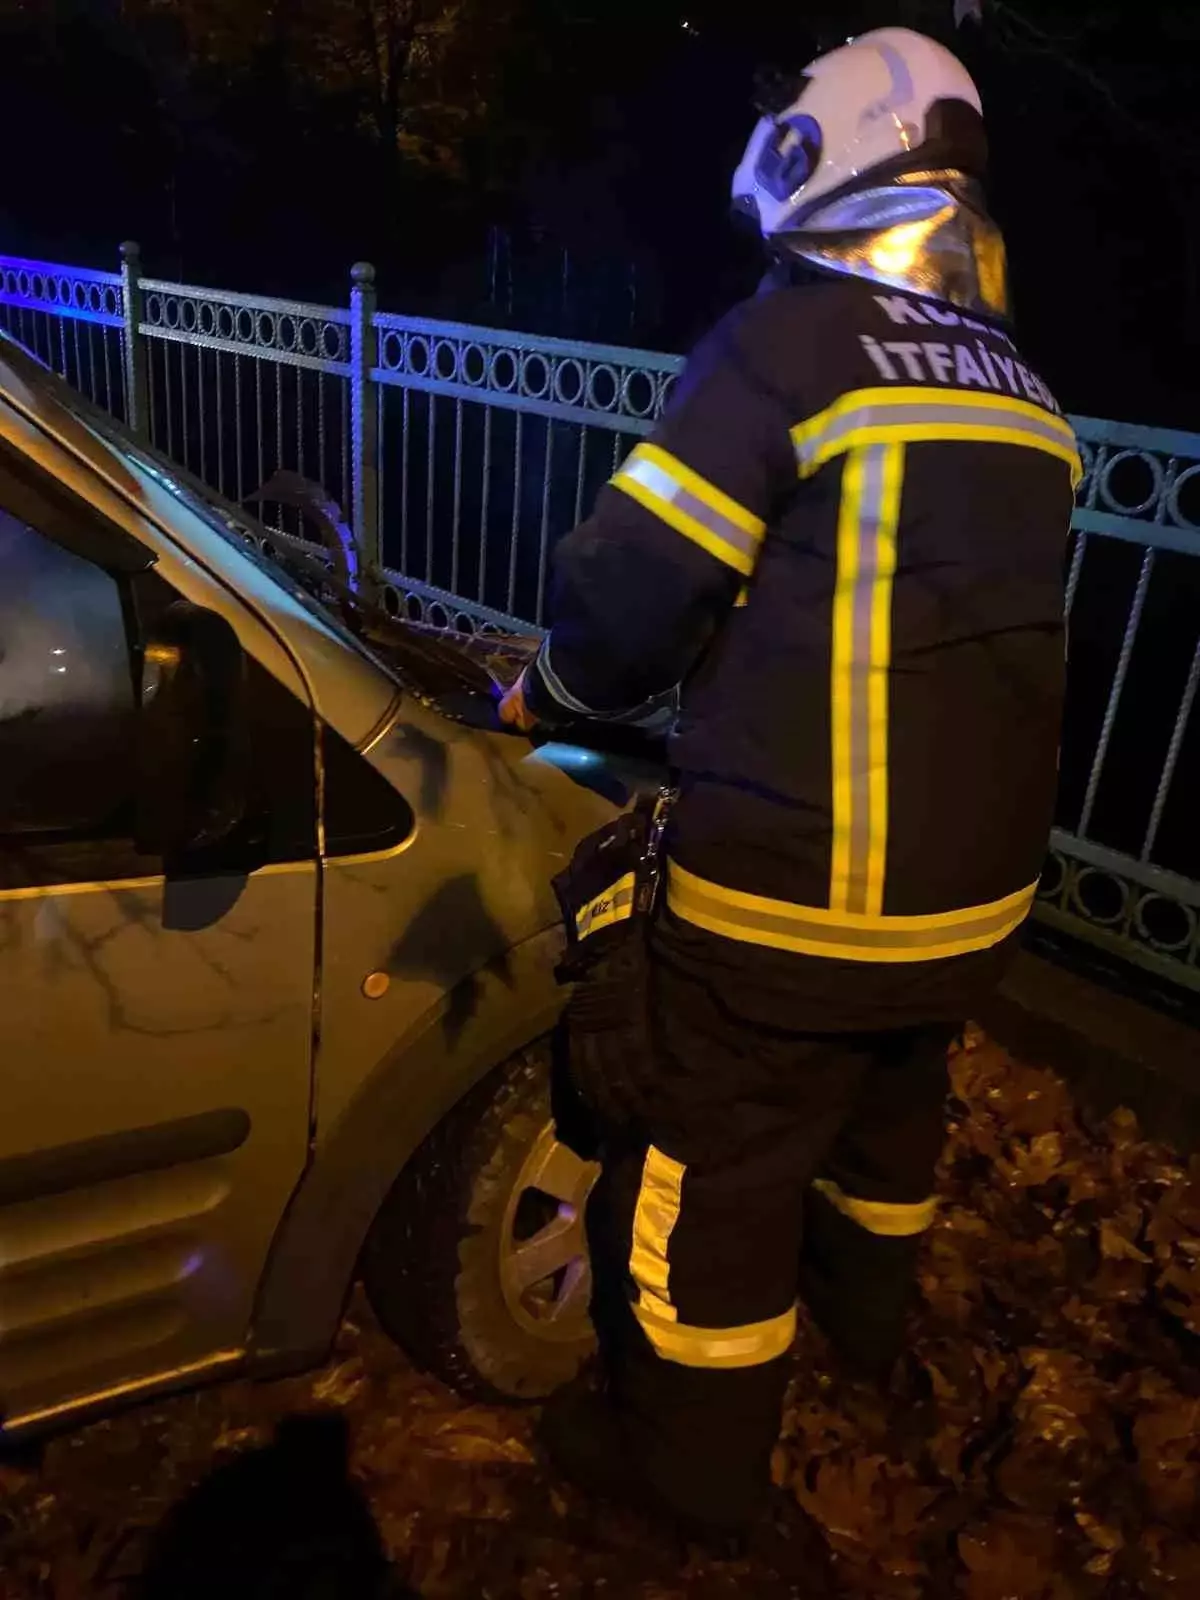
top-left (2, 1030), bottom-right (1200, 1599)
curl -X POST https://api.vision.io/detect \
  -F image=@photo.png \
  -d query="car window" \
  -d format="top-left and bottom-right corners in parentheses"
top-left (0, 461), bottom-right (318, 892)
top-left (0, 505), bottom-right (136, 837)
top-left (323, 723), bottom-right (416, 859)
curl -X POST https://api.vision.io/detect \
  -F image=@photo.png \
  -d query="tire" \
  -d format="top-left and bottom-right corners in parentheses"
top-left (361, 1038), bottom-right (600, 1402)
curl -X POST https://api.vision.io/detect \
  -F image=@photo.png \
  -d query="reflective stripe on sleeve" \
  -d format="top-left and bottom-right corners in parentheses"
top-left (666, 860), bottom-right (1038, 963)
top-left (633, 1300), bottom-right (798, 1369)
top-left (791, 387), bottom-right (1082, 487)
top-left (613, 442), bottom-right (767, 577)
top-left (531, 640), bottom-right (601, 716)
top-left (811, 1179), bottom-right (938, 1237)
top-left (830, 442), bottom-right (904, 916)
top-left (575, 872), bottom-right (637, 940)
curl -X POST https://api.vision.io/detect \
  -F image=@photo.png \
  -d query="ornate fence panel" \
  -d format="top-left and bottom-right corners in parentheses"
top-left (0, 253), bottom-right (128, 421)
top-left (1041, 418), bottom-right (1200, 992)
top-left (1, 245), bottom-right (1198, 992)
top-left (136, 267), bottom-right (354, 544)
top-left (369, 310), bottom-right (681, 628)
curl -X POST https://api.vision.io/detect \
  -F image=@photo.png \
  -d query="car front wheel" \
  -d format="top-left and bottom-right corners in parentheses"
top-left (361, 1039), bottom-right (600, 1401)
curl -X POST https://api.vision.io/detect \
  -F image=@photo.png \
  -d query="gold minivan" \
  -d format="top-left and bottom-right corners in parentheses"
top-left (0, 335), bottom-right (659, 1435)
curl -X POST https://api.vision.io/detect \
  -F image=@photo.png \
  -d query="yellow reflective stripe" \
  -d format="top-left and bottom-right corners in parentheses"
top-left (628, 1144), bottom-right (686, 1325)
top-left (613, 442), bottom-right (766, 577)
top-left (734, 584), bottom-right (750, 607)
top-left (791, 386), bottom-right (1082, 487)
top-left (633, 1300), bottom-right (798, 1369)
top-left (811, 1179), bottom-right (938, 1237)
top-left (829, 442), bottom-right (904, 915)
top-left (627, 1143), bottom-right (798, 1370)
top-left (867, 444), bottom-right (902, 916)
top-left (829, 448), bottom-right (861, 914)
top-left (666, 860), bottom-right (1037, 963)
top-left (575, 871), bottom-right (637, 940)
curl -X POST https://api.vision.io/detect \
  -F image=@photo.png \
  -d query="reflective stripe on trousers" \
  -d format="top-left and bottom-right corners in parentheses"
top-left (809, 1178), bottom-right (938, 1237)
top-left (628, 1145), bottom-right (798, 1369)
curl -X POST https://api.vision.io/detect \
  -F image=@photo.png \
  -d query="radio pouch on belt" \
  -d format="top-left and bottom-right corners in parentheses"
top-left (549, 786), bottom-right (676, 1142)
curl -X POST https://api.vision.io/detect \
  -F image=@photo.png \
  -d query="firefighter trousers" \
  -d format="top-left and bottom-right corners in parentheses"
top-left (579, 947), bottom-right (958, 1533)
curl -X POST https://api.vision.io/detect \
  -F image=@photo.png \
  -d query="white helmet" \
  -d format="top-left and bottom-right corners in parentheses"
top-left (733, 28), bottom-right (986, 241)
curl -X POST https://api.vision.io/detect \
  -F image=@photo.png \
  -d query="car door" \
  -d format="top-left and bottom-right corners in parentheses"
top-left (0, 442), bottom-right (317, 1431)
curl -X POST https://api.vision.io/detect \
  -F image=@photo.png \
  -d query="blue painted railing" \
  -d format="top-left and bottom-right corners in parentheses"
top-left (2, 246), bottom-right (1198, 995)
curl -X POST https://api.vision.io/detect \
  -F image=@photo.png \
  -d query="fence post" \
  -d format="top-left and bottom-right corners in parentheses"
top-left (119, 241), bottom-right (150, 439)
top-left (349, 261), bottom-right (381, 572)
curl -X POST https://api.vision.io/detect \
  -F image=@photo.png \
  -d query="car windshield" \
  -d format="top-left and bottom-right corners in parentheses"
top-left (0, 332), bottom-right (388, 664)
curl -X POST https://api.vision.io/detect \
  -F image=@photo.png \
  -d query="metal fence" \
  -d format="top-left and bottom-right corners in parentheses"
top-left (2, 246), bottom-right (1199, 996)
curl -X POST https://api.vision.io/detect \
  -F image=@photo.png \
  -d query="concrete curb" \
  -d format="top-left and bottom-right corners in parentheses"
top-left (980, 948), bottom-right (1200, 1155)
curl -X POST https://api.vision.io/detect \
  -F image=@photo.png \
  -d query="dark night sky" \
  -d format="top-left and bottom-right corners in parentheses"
top-left (0, 1), bottom-right (1197, 428)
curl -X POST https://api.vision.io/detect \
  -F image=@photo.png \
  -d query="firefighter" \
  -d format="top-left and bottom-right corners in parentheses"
top-left (500, 26), bottom-right (1080, 1557)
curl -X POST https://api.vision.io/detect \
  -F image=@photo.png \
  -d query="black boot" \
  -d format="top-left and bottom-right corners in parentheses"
top-left (536, 1374), bottom-right (637, 1511)
top-left (537, 1380), bottom-right (835, 1588)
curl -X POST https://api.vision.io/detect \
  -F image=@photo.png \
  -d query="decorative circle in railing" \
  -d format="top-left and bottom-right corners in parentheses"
top-left (379, 329), bottom-right (404, 371)
top-left (461, 342), bottom-right (488, 387)
top-left (276, 315), bottom-right (298, 352)
top-left (216, 305), bottom-right (235, 340)
top-left (1167, 462), bottom-right (1200, 533)
top-left (1068, 865), bottom-right (1130, 928)
top-left (621, 367), bottom-right (657, 420)
top-left (586, 363), bottom-right (620, 413)
top-left (1037, 849), bottom-right (1067, 904)
top-left (407, 335), bottom-right (431, 377)
top-left (1132, 891), bottom-right (1196, 955)
top-left (434, 339), bottom-right (459, 382)
top-left (197, 302), bottom-right (216, 337)
top-left (657, 372), bottom-right (679, 416)
top-left (235, 308), bottom-right (255, 343)
top-left (520, 352), bottom-right (551, 400)
top-left (1097, 448), bottom-right (1164, 520)
top-left (488, 348), bottom-right (518, 392)
top-left (553, 357), bottom-right (585, 407)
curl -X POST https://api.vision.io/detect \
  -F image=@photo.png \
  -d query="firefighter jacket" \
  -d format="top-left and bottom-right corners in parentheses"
top-left (523, 272), bottom-right (1081, 1030)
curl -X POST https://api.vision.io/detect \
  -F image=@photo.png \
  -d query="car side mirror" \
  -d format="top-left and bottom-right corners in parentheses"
top-left (134, 600), bottom-right (250, 861)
